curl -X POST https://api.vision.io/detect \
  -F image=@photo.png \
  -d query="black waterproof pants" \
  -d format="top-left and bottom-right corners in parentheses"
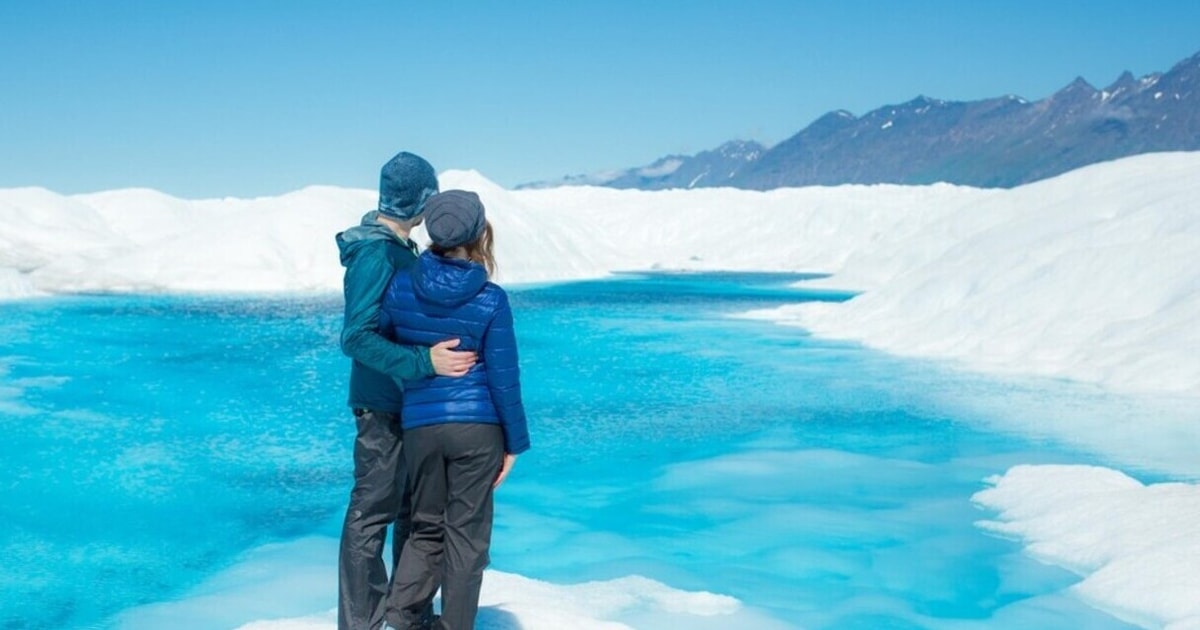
top-left (338, 409), bottom-right (412, 630)
top-left (386, 423), bottom-right (504, 630)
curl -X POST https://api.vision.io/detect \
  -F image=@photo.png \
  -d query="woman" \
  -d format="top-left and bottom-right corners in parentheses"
top-left (379, 189), bottom-right (531, 630)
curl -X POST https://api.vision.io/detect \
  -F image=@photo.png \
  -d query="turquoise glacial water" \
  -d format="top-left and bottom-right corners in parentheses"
top-left (0, 273), bottom-right (1154, 629)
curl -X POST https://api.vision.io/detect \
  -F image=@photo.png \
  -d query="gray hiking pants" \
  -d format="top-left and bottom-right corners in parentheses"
top-left (386, 423), bottom-right (504, 630)
top-left (338, 409), bottom-right (412, 630)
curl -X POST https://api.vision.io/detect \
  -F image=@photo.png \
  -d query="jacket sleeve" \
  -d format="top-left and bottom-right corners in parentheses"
top-left (340, 242), bottom-right (435, 383)
top-left (483, 290), bottom-right (531, 454)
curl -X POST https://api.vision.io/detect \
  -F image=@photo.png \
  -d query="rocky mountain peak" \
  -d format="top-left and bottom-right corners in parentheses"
top-left (1055, 76), bottom-right (1099, 100)
top-left (524, 48), bottom-right (1200, 191)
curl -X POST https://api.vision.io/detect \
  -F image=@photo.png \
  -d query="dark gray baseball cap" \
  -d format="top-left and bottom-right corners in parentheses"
top-left (424, 190), bottom-right (486, 248)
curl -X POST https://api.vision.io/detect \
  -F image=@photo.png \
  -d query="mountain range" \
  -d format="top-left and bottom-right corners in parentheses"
top-left (520, 49), bottom-right (1200, 190)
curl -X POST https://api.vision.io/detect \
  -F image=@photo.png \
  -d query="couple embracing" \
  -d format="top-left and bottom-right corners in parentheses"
top-left (334, 151), bottom-right (531, 630)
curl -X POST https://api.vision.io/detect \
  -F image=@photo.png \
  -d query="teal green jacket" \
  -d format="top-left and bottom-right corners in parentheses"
top-left (336, 211), bottom-right (435, 412)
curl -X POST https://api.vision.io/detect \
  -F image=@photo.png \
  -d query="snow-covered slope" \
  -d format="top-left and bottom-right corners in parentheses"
top-left (2, 152), bottom-right (1198, 398)
top-left (0, 171), bottom-right (993, 294)
top-left (749, 151), bottom-right (1200, 395)
top-left (974, 465), bottom-right (1200, 630)
top-left (4, 152), bottom-right (1200, 629)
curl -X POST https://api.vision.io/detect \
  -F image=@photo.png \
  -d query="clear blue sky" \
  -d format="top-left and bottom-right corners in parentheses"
top-left (1, 1), bottom-right (1197, 197)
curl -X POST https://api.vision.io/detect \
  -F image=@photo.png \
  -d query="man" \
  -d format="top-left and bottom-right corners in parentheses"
top-left (335, 151), bottom-right (476, 630)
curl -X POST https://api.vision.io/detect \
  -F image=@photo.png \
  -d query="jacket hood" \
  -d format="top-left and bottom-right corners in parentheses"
top-left (336, 211), bottom-right (414, 266)
top-left (412, 250), bottom-right (488, 308)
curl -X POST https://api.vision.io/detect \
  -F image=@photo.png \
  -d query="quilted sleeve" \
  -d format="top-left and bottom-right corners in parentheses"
top-left (483, 289), bottom-right (530, 454)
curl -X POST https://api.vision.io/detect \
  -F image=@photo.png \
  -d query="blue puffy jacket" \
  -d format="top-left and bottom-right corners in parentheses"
top-left (380, 251), bottom-right (531, 455)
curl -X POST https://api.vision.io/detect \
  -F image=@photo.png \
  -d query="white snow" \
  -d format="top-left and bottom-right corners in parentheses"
top-left (0, 267), bottom-right (38, 299)
top-left (7, 152), bottom-right (1196, 399)
top-left (4, 151), bottom-right (1200, 628)
top-left (739, 152), bottom-right (1200, 398)
top-left (974, 465), bottom-right (1200, 630)
top-left (109, 535), bottom-right (786, 630)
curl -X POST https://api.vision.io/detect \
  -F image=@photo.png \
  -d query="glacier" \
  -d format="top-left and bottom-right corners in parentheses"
top-left (3, 151), bottom-right (1199, 629)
